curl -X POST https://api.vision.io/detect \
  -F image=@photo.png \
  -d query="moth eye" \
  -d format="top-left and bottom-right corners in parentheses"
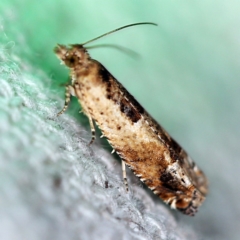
top-left (65, 55), bottom-right (78, 67)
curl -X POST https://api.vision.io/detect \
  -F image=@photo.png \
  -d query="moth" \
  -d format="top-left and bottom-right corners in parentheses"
top-left (54, 22), bottom-right (208, 216)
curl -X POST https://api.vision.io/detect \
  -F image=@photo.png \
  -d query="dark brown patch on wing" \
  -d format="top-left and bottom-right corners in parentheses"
top-left (97, 62), bottom-right (145, 120)
top-left (117, 85), bottom-right (144, 114)
top-left (168, 138), bottom-right (182, 161)
top-left (125, 93), bottom-right (144, 114)
top-left (99, 66), bottom-right (111, 83)
top-left (160, 172), bottom-right (181, 191)
top-left (120, 98), bottom-right (141, 123)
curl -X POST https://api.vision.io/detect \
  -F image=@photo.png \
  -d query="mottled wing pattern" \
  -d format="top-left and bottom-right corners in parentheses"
top-left (54, 44), bottom-right (208, 216)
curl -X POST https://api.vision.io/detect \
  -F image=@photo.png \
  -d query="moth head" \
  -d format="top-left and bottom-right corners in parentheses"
top-left (54, 44), bottom-right (90, 68)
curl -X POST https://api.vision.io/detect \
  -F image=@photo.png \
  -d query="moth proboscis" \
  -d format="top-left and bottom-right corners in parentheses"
top-left (54, 22), bottom-right (208, 216)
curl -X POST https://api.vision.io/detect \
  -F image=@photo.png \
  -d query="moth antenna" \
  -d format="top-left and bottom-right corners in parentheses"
top-left (82, 22), bottom-right (157, 46)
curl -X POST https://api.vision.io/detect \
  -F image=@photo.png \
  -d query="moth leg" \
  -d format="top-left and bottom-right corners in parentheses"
top-left (122, 160), bottom-right (129, 192)
top-left (87, 114), bottom-right (96, 146)
top-left (57, 85), bottom-right (75, 116)
top-left (77, 95), bottom-right (96, 146)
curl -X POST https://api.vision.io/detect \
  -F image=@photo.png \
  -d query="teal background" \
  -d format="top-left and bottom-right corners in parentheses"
top-left (1, 0), bottom-right (240, 239)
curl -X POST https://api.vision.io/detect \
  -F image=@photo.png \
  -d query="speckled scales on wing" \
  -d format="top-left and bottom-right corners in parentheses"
top-left (54, 38), bottom-right (208, 216)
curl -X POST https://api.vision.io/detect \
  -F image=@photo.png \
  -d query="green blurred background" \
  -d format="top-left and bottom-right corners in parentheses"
top-left (1, 0), bottom-right (240, 239)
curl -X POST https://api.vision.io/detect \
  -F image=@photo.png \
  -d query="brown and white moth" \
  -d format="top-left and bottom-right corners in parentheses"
top-left (54, 22), bottom-right (208, 216)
